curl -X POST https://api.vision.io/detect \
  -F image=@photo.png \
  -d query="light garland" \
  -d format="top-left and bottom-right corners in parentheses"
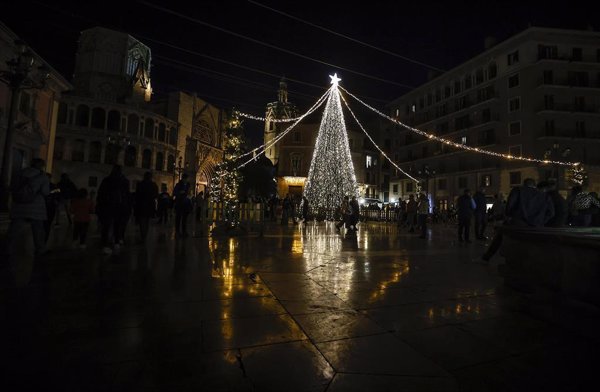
top-left (303, 74), bottom-right (358, 216)
top-left (236, 111), bottom-right (303, 123)
top-left (233, 87), bottom-right (332, 162)
top-left (339, 86), bottom-right (580, 167)
top-left (339, 92), bottom-right (420, 184)
top-left (228, 88), bottom-right (332, 173)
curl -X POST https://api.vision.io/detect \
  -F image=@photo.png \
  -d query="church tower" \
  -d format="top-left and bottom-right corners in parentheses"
top-left (264, 78), bottom-right (297, 166)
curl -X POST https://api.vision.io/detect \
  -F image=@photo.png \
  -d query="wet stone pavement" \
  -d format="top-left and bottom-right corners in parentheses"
top-left (1, 220), bottom-right (599, 391)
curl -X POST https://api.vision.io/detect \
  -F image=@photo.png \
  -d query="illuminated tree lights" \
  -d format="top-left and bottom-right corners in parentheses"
top-left (209, 115), bottom-right (245, 224)
top-left (303, 74), bottom-right (358, 215)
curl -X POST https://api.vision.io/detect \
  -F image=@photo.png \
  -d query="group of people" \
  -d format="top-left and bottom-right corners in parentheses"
top-left (335, 196), bottom-right (360, 233)
top-left (395, 192), bottom-right (431, 238)
top-left (4, 160), bottom-right (200, 258)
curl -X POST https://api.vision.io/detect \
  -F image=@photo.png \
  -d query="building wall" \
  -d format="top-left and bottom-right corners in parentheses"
top-left (388, 27), bottom-right (600, 208)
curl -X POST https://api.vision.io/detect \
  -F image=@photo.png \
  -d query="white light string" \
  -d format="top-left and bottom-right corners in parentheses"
top-left (237, 111), bottom-right (303, 123)
top-left (227, 88), bottom-right (332, 174)
top-left (339, 92), bottom-right (420, 183)
top-left (339, 86), bottom-right (580, 167)
top-left (234, 87), bottom-right (332, 162)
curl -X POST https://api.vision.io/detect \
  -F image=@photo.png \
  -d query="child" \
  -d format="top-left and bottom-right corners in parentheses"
top-left (70, 188), bottom-right (94, 249)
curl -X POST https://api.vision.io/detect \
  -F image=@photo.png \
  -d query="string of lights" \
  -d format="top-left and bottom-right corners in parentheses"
top-left (339, 92), bottom-right (420, 183)
top-left (236, 89), bottom-right (331, 162)
top-left (237, 112), bottom-right (302, 123)
top-left (230, 87), bottom-right (333, 169)
top-left (339, 86), bottom-right (580, 167)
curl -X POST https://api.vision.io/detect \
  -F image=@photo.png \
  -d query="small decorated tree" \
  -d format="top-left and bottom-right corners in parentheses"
top-left (209, 112), bottom-right (245, 226)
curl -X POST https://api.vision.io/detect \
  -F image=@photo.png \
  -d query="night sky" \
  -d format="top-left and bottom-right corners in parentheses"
top-left (4, 1), bottom-right (592, 143)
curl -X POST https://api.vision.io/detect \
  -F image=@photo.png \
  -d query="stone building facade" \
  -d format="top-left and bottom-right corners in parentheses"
top-left (387, 27), bottom-right (600, 210)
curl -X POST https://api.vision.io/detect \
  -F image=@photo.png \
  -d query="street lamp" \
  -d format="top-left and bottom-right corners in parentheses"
top-left (544, 143), bottom-right (571, 191)
top-left (0, 40), bottom-right (50, 211)
top-left (417, 164), bottom-right (436, 195)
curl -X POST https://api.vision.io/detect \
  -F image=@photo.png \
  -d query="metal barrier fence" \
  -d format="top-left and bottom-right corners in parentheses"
top-left (196, 202), bottom-right (266, 235)
top-left (360, 208), bottom-right (400, 222)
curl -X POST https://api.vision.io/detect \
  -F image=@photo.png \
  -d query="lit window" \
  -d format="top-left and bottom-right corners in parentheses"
top-left (411, 104), bottom-right (416, 113)
top-left (366, 155), bottom-right (373, 168)
top-left (461, 136), bottom-right (467, 145)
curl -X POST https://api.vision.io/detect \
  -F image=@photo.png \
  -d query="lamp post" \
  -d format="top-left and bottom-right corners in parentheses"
top-left (544, 143), bottom-right (571, 191)
top-left (0, 40), bottom-right (49, 211)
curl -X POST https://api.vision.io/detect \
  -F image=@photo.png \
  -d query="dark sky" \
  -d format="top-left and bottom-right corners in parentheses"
top-left (4, 0), bottom-right (592, 143)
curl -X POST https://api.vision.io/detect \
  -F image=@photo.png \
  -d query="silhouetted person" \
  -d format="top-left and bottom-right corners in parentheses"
top-left (336, 196), bottom-right (350, 231)
top-left (157, 190), bottom-right (171, 224)
top-left (7, 158), bottom-right (49, 258)
top-left (56, 172), bottom-right (76, 226)
top-left (473, 187), bottom-right (487, 240)
top-left (348, 196), bottom-right (360, 231)
top-left (417, 192), bottom-right (429, 239)
top-left (70, 188), bottom-right (94, 249)
top-left (96, 165), bottom-right (131, 254)
top-left (173, 173), bottom-right (192, 237)
top-left (44, 173), bottom-right (59, 242)
top-left (456, 189), bottom-right (476, 243)
top-left (135, 171), bottom-right (158, 242)
top-left (569, 185), bottom-right (600, 227)
top-left (406, 194), bottom-right (417, 232)
top-left (301, 196), bottom-right (309, 221)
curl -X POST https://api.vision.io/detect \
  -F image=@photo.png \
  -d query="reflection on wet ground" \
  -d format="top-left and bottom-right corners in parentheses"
top-left (1, 221), bottom-right (598, 391)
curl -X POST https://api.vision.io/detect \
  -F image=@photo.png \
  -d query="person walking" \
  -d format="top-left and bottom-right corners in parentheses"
top-left (56, 173), bottom-right (77, 226)
top-left (417, 192), bottom-right (430, 239)
top-left (281, 195), bottom-right (292, 225)
top-left (6, 158), bottom-right (50, 259)
top-left (70, 188), bottom-right (94, 249)
top-left (456, 189), bottom-right (476, 243)
top-left (568, 185), bottom-right (600, 227)
top-left (349, 196), bottom-right (360, 231)
top-left (473, 187), bottom-right (488, 240)
top-left (173, 173), bottom-right (192, 237)
top-left (301, 196), bottom-right (309, 222)
top-left (335, 196), bottom-right (350, 231)
top-left (406, 194), bottom-right (417, 233)
top-left (134, 171), bottom-right (158, 242)
top-left (96, 165), bottom-right (131, 254)
top-left (156, 190), bottom-right (171, 224)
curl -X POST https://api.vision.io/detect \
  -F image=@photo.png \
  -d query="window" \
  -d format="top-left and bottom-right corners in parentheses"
top-left (507, 50), bottom-right (519, 65)
top-left (293, 131), bottom-right (301, 143)
top-left (509, 171), bottom-right (521, 186)
top-left (427, 93), bottom-right (432, 106)
top-left (544, 95), bottom-right (554, 110)
top-left (509, 122), bottom-right (521, 136)
top-left (464, 74), bottom-right (472, 89)
top-left (455, 95), bottom-right (468, 111)
top-left (508, 74), bottom-right (519, 88)
top-left (411, 104), bottom-right (416, 113)
top-left (454, 80), bottom-right (461, 94)
top-left (155, 152), bottom-right (164, 171)
top-left (509, 97), bottom-right (521, 112)
top-left (91, 107), bottom-right (106, 129)
top-left (127, 114), bottom-right (140, 134)
top-left (141, 149), bottom-right (152, 169)
top-left (436, 122), bottom-right (449, 134)
top-left (88, 176), bottom-right (98, 187)
top-left (538, 45), bottom-right (558, 60)
top-left (543, 70), bottom-right (554, 84)
top-left (574, 96), bottom-right (585, 111)
top-left (395, 108), bottom-right (399, 117)
top-left (57, 102), bottom-right (68, 124)
top-left (104, 144), bottom-right (119, 164)
top-left (406, 182), bottom-right (414, 193)
top-left (167, 154), bottom-right (175, 171)
top-left (435, 88), bottom-right (441, 102)
top-left (458, 177), bottom-right (468, 189)
top-left (509, 145), bottom-right (522, 157)
top-left (158, 124), bottom-right (166, 142)
top-left (482, 175), bottom-right (492, 187)
top-left (169, 127), bottom-right (178, 146)
top-left (89, 141), bottom-right (101, 163)
top-left (572, 47), bottom-right (582, 61)
top-left (478, 129), bottom-right (495, 146)
top-left (455, 114), bottom-right (470, 130)
top-left (461, 136), bottom-right (467, 145)
top-left (576, 121), bottom-right (586, 137)
top-left (393, 184), bottom-right (398, 194)
top-left (72, 139), bottom-right (85, 162)
top-left (482, 108), bottom-right (491, 123)
top-left (488, 62), bottom-right (497, 79)
top-left (75, 105), bottom-right (90, 127)
top-left (124, 146), bottom-right (136, 167)
top-left (444, 85), bottom-right (451, 98)
top-left (419, 97), bottom-right (425, 109)
top-left (107, 110), bottom-right (120, 131)
top-left (19, 91), bottom-right (31, 116)
top-left (291, 155), bottom-right (301, 175)
top-left (144, 118), bottom-right (154, 138)
top-left (366, 155), bottom-right (373, 168)
top-left (475, 68), bottom-right (484, 84)
top-left (545, 120), bottom-right (555, 136)
top-left (54, 137), bottom-right (65, 160)
top-left (438, 178), bottom-right (447, 190)
top-left (569, 71), bottom-right (589, 87)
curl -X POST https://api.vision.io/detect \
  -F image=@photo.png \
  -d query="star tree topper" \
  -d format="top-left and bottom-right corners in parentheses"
top-left (329, 73), bottom-right (341, 86)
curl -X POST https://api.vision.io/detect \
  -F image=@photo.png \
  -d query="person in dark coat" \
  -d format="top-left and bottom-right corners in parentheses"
top-left (543, 180), bottom-right (567, 227)
top-left (173, 173), bottom-right (192, 237)
top-left (456, 189), bottom-right (476, 243)
top-left (135, 171), bottom-right (158, 242)
top-left (96, 165), bottom-right (131, 254)
top-left (348, 196), bottom-right (360, 231)
top-left (7, 158), bottom-right (50, 258)
top-left (301, 196), bottom-right (309, 221)
top-left (44, 173), bottom-right (60, 243)
top-left (473, 187), bottom-right (488, 240)
top-left (157, 190), bottom-right (171, 224)
top-left (56, 173), bottom-right (77, 226)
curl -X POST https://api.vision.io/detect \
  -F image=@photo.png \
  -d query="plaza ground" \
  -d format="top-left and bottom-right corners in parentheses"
top-left (1, 219), bottom-right (598, 391)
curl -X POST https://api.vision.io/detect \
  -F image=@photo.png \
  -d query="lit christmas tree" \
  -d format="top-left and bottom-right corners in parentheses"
top-left (209, 113), bottom-right (245, 225)
top-left (570, 164), bottom-right (587, 186)
top-left (303, 74), bottom-right (358, 217)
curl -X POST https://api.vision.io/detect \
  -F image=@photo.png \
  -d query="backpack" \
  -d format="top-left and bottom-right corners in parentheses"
top-left (12, 174), bottom-right (37, 204)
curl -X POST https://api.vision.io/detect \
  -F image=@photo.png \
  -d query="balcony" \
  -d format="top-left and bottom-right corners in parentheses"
top-left (539, 128), bottom-right (600, 140)
top-left (537, 104), bottom-right (600, 115)
top-left (537, 77), bottom-right (600, 89)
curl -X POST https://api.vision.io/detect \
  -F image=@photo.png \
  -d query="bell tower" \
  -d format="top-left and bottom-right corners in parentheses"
top-left (264, 77), bottom-right (297, 166)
